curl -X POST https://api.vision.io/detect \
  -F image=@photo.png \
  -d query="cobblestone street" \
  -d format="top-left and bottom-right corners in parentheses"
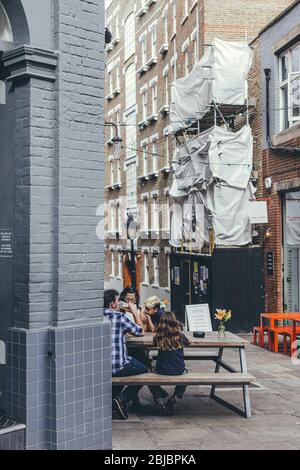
top-left (113, 335), bottom-right (300, 450)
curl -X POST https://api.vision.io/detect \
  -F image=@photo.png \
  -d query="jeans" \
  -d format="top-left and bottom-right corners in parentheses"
top-left (113, 357), bottom-right (168, 403)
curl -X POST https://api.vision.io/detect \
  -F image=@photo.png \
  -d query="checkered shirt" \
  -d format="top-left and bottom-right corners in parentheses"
top-left (104, 308), bottom-right (143, 374)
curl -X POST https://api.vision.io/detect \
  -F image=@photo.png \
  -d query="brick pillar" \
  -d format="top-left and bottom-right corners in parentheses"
top-left (3, 0), bottom-right (111, 450)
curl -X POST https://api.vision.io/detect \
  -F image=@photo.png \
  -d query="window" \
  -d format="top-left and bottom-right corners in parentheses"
top-left (182, 40), bottom-right (189, 76)
top-left (111, 251), bottom-right (115, 277)
top-left (164, 193), bottom-right (170, 231)
top-left (141, 35), bottom-right (147, 66)
top-left (184, 0), bottom-right (189, 17)
top-left (117, 252), bottom-right (123, 278)
top-left (116, 110), bottom-right (121, 136)
top-left (126, 162), bottom-right (137, 209)
top-left (172, 1), bottom-right (177, 36)
top-left (152, 139), bottom-right (158, 173)
top-left (153, 256), bottom-right (159, 285)
top-left (108, 70), bottom-right (113, 94)
top-left (115, 62), bottom-right (121, 89)
top-left (116, 159), bottom-right (121, 184)
top-left (152, 83), bottom-right (158, 115)
top-left (166, 253), bottom-right (171, 289)
top-left (163, 11), bottom-right (168, 44)
top-left (124, 13), bottom-right (135, 61)
top-left (110, 159), bottom-right (114, 185)
top-left (115, 15), bottom-right (120, 39)
top-left (144, 253), bottom-right (150, 284)
top-left (151, 28), bottom-right (157, 58)
top-left (116, 203), bottom-right (121, 233)
top-left (142, 91), bottom-right (148, 121)
top-left (279, 43), bottom-right (300, 130)
top-left (143, 143), bottom-right (148, 175)
top-left (125, 64), bottom-right (136, 110)
top-left (110, 204), bottom-right (116, 232)
top-left (0, 2), bottom-right (12, 42)
top-left (184, 49), bottom-right (189, 76)
top-left (125, 112), bottom-right (136, 159)
top-left (143, 198), bottom-right (149, 231)
top-left (151, 196), bottom-right (159, 230)
top-left (164, 74), bottom-right (169, 106)
top-left (164, 134), bottom-right (169, 168)
top-left (192, 29), bottom-right (199, 65)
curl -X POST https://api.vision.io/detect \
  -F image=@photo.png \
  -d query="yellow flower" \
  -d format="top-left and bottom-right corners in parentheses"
top-left (215, 309), bottom-right (232, 322)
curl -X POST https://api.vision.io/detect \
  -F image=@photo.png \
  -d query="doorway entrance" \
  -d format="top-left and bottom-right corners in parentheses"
top-left (283, 191), bottom-right (300, 311)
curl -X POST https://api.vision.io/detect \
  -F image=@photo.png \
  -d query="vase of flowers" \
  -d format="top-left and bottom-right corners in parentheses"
top-left (215, 309), bottom-right (232, 338)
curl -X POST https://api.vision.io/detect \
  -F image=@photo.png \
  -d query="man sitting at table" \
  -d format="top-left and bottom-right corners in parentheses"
top-left (140, 296), bottom-right (166, 332)
top-left (104, 289), bottom-right (168, 419)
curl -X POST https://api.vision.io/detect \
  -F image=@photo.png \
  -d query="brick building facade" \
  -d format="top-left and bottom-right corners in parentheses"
top-left (249, 0), bottom-right (300, 313)
top-left (104, 0), bottom-right (294, 304)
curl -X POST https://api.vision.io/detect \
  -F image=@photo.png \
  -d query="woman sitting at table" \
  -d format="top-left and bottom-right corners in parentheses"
top-left (119, 288), bottom-right (169, 408)
top-left (153, 311), bottom-right (192, 415)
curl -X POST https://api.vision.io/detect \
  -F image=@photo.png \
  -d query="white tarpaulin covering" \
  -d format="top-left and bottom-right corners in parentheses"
top-left (169, 48), bottom-right (213, 133)
top-left (170, 192), bottom-right (210, 248)
top-left (169, 38), bottom-right (253, 133)
top-left (169, 124), bottom-right (256, 246)
top-left (212, 38), bottom-right (253, 106)
top-left (208, 125), bottom-right (253, 189)
top-left (286, 191), bottom-right (300, 247)
top-left (204, 183), bottom-right (256, 246)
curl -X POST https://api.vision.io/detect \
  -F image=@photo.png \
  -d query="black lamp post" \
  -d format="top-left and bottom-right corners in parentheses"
top-left (127, 214), bottom-right (137, 290)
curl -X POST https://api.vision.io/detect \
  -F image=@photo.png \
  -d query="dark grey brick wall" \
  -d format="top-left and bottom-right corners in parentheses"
top-left (6, 322), bottom-right (111, 450)
top-left (260, 2), bottom-right (300, 147)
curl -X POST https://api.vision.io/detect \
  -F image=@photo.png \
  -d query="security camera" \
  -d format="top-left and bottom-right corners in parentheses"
top-left (265, 177), bottom-right (272, 190)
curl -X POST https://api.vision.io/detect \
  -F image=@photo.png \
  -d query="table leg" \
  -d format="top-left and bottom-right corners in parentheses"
top-left (210, 347), bottom-right (224, 398)
top-left (239, 347), bottom-right (252, 418)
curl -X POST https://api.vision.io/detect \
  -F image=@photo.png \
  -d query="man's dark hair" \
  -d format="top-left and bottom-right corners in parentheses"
top-left (104, 289), bottom-right (119, 309)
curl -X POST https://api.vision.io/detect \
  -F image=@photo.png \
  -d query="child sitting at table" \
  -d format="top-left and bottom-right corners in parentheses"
top-left (153, 311), bottom-right (192, 415)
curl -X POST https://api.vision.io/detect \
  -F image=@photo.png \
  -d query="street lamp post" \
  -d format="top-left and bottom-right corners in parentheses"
top-left (127, 214), bottom-right (137, 290)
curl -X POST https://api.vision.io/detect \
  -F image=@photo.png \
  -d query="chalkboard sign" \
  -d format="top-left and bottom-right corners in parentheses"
top-left (0, 230), bottom-right (13, 258)
top-left (267, 252), bottom-right (274, 276)
top-left (185, 304), bottom-right (213, 332)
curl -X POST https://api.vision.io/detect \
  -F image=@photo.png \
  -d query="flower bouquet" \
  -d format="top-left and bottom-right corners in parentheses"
top-left (215, 309), bottom-right (232, 338)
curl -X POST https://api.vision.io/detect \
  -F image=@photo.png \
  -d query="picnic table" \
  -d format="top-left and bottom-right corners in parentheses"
top-left (260, 313), bottom-right (300, 353)
top-left (114, 332), bottom-right (256, 418)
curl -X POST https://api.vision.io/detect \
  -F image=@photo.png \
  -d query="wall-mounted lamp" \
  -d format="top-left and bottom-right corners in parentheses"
top-left (265, 227), bottom-right (272, 239)
top-left (105, 121), bottom-right (122, 159)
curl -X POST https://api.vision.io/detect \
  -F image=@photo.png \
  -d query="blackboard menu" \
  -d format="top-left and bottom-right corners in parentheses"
top-left (0, 230), bottom-right (13, 258)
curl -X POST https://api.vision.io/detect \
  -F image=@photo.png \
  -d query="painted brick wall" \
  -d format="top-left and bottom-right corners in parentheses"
top-left (52, 0), bottom-right (105, 324)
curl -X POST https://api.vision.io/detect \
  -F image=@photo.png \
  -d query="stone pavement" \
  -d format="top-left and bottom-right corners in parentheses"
top-left (113, 335), bottom-right (300, 450)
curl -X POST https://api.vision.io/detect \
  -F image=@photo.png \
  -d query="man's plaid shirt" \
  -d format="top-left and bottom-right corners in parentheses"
top-left (104, 308), bottom-right (143, 374)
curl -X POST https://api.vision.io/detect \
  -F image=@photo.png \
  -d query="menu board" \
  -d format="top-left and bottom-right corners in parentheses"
top-left (185, 304), bottom-right (212, 332)
top-left (0, 230), bottom-right (13, 258)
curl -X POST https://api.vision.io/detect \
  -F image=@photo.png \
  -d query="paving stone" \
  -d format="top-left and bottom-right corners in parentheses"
top-left (113, 335), bottom-right (300, 450)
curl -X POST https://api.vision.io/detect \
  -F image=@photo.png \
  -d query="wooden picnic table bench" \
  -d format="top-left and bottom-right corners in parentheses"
top-left (124, 331), bottom-right (255, 418)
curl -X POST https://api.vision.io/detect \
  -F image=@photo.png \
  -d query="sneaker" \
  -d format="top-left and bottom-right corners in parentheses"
top-left (156, 398), bottom-right (169, 416)
top-left (113, 396), bottom-right (128, 420)
top-left (166, 397), bottom-right (177, 415)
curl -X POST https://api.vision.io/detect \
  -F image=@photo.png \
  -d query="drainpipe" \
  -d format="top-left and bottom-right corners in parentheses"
top-left (264, 67), bottom-right (300, 153)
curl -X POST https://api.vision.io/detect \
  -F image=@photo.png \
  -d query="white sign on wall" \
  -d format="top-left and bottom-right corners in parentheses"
top-left (249, 201), bottom-right (268, 224)
top-left (185, 304), bottom-right (213, 332)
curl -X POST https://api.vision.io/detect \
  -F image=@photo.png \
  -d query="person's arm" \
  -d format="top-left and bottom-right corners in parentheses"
top-left (126, 302), bottom-right (145, 335)
top-left (183, 334), bottom-right (192, 346)
top-left (145, 314), bottom-right (156, 333)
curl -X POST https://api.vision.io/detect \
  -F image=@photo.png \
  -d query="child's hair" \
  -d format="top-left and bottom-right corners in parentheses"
top-left (153, 311), bottom-right (184, 351)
